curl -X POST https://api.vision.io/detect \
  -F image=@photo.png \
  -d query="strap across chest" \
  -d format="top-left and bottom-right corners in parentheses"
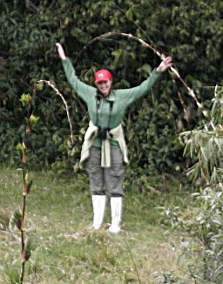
top-left (95, 94), bottom-right (114, 131)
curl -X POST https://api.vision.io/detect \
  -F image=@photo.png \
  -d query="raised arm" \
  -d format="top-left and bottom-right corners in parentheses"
top-left (56, 43), bottom-right (96, 103)
top-left (120, 56), bottom-right (172, 106)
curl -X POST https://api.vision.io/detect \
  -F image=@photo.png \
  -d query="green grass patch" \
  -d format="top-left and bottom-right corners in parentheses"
top-left (0, 168), bottom-right (200, 283)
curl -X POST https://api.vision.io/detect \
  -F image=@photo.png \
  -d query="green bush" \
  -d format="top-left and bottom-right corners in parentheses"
top-left (163, 86), bottom-right (223, 282)
top-left (0, 1), bottom-right (222, 177)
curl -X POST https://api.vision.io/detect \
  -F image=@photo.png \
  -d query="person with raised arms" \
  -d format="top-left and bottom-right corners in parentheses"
top-left (56, 42), bottom-right (172, 234)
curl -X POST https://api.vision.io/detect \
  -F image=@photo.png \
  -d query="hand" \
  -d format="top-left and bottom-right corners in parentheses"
top-left (157, 56), bottom-right (172, 72)
top-left (56, 43), bottom-right (66, 60)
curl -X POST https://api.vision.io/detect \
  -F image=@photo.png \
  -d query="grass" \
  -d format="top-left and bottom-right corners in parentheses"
top-left (0, 167), bottom-right (200, 283)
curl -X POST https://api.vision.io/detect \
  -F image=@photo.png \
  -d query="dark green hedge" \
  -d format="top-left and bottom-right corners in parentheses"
top-left (0, 0), bottom-right (222, 176)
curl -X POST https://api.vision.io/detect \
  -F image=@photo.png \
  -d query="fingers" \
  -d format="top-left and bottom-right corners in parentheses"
top-left (164, 56), bottom-right (173, 69)
top-left (56, 42), bottom-right (61, 49)
top-left (157, 55), bottom-right (173, 72)
top-left (164, 56), bottom-right (172, 64)
top-left (56, 42), bottom-right (66, 59)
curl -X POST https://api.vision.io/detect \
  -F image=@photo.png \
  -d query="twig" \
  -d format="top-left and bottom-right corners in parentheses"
top-left (14, 92), bottom-right (37, 283)
top-left (25, 0), bottom-right (39, 13)
top-left (37, 80), bottom-right (74, 143)
top-left (20, 261), bottom-right (25, 283)
top-left (214, 84), bottom-right (218, 97)
top-left (19, 195), bottom-right (26, 283)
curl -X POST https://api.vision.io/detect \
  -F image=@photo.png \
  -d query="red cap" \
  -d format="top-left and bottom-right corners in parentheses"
top-left (95, 69), bottom-right (112, 83)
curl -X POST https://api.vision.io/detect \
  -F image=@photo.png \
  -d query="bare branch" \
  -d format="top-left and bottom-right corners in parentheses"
top-left (37, 80), bottom-right (74, 143)
top-left (77, 32), bottom-right (207, 117)
top-left (25, 0), bottom-right (39, 13)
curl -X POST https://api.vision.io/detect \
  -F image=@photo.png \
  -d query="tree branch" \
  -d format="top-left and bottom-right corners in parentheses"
top-left (76, 32), bottom-right (207, 117)
top-left (37, 80), bottom-right (74, 143)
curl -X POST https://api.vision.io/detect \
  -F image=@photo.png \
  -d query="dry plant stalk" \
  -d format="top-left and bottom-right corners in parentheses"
top-left (77, 32), bottom-right (207, 117)
top-left (37, 80), bottom-right (74, 143)
top-left (11, 93), bottom-right (37, 283)
top-left (19, 160), bottom-right (32, 283)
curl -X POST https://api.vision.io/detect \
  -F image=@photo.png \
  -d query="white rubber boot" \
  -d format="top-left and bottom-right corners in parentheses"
top-left (108, 197), bottom-right (122, 234)
top-left (92, 195), bottom-right (106, 230)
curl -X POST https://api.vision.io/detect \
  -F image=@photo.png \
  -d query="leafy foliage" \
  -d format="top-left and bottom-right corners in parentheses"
top-left (0, 1), bottom-right (223, 176)
top-left (163, 86), bottom-right (223, 282)
top-left (9, 209), bottom-right (22, 231)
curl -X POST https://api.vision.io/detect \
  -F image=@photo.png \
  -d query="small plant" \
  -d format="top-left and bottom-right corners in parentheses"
top-left (163, 86), bottom-right (223, 282)
top-left (9, 92), bottom-right (38, 284)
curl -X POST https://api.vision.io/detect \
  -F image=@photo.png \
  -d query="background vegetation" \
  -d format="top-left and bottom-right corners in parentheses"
top-left (0, 1), bottom-right (223, 283)
top-left (1, 0), bottom-right (222, 176)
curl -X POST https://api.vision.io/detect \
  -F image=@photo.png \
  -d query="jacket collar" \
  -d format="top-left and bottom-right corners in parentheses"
top-left (106, 91), bottom-right (115, 102)
top-left (97, 90), bottom-right (115, 102)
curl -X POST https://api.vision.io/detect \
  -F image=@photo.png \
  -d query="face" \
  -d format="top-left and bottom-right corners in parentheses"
top-left (96, 80), bottom-right (112, 97)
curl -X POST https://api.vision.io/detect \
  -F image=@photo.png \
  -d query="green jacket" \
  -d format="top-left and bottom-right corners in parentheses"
top-left (62, 58), bottom-right (161, 147)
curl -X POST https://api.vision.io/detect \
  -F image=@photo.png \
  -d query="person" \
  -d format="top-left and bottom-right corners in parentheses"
top-left (56, 42), bottom-right (172, 234)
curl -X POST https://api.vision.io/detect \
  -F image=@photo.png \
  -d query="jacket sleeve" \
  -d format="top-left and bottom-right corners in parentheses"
top-left (120, 69), bottom-right (162, 106)
top-left (61, 58), bottom-right (96, 104)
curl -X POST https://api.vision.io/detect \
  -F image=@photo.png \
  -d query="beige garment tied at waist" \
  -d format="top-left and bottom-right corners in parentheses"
top-left (80, 121), bottom-right (129, 168)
